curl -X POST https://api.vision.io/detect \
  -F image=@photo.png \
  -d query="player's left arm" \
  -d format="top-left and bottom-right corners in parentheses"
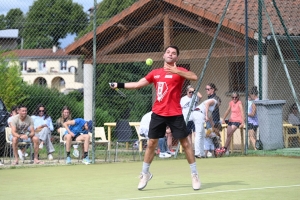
top-left (165, 63), bottom-right (197, 81)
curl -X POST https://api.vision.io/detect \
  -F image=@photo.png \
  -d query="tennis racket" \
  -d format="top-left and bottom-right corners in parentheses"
top-left (109, 83), bottom-right (126, 98)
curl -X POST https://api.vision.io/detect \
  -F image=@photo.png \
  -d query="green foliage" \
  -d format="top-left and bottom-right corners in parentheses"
top-left (96, 62), bottom-right (152, 122)
top-left (0, 53), bottom-right (27, 110)
top-left (0, 15), bottom-right (6, 29)
top-left (5, 9), bottom-right (25, 30)
top-left (22, 0), bottom-right (88, 48)
top-left (78, 0), bottom-right (136, 38)
top-left (21, 84), bottom-right (84, 121)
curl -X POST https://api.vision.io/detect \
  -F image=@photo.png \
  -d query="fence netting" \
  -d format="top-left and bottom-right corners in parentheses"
top-left (0, 0), bottom-right (299, 165)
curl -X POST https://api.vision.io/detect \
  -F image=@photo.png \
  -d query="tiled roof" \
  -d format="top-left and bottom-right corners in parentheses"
top-left (66, 0), bottom-right (300, 54)
top-left (2, 49), bottom-right (80, 58)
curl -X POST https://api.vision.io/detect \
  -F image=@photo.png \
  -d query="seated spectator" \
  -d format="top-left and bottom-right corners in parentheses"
top-left (158, 126), bottom-right (174, 158)
top-left (288, 103), bottom-right (300, 127)
top-left (31, 104), bottom-right (55, 160)
top-left (56, 106), bottom-right (79, 158)
top-left (8, 105), bottom-right (29, 161)
top-left (10, 105), bottom-right (43, 165)
top-left (63, 118), bottom-right (93, 164)
top-left (204, 124), bottom-right (222, 158)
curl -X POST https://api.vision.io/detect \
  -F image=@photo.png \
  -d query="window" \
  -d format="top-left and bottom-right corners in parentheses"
top-left (20, 61), bottom-right (27, 71)
top-left (60, 60), bottom-right (67, 71)
top-left (38, 61), bottom-right (46, 71)
top-left (228, 62), bottom-right (245, 92)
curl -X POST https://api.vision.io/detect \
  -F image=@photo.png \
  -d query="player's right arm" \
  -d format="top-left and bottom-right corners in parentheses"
top-left (111, 78), bottom-right (150, 89)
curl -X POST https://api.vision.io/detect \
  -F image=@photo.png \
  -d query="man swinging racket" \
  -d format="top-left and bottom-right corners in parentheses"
top-left (110, 45), bottom-right (201, 191)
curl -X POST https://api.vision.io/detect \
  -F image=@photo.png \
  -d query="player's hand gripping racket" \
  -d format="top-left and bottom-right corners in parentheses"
top-left (109, 83), bottom-right (126, 98)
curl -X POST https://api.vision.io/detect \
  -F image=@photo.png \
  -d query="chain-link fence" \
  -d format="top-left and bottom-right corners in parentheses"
top-left (0, 0), bottom-right (300, 165)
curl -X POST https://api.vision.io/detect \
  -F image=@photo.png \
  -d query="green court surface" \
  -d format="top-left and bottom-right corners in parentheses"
top-left (0, 156), bottom-right (299, 200)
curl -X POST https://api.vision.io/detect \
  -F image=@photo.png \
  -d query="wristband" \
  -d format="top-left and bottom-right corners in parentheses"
top-left (117, 83), bottom-right (125, 88)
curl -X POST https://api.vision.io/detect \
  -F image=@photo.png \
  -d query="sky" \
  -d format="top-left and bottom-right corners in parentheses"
top-left (1, 0), bottom-right (100, 48)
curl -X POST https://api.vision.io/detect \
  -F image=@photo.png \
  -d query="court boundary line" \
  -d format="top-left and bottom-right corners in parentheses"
top-left (116, 184), bottom-right (300, 200)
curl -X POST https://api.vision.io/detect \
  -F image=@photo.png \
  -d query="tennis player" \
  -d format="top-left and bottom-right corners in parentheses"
top-left (110, 45), bottom-right (201, 190)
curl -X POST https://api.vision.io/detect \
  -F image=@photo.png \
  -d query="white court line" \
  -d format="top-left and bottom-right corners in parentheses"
top-left (116, 184), bottom-right (300, 200)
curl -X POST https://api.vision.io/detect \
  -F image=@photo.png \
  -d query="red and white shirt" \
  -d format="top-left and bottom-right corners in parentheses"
top-left (145, 67), bottom-right (187, 116)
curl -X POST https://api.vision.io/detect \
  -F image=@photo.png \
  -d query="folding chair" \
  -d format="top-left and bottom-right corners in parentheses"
top-left (134, 125), bottom-right (148, 161)
top-left (114, 120), bottom-right (137, 162)
top-left (58, 128), bottom-right (83, 163)
top-left (3, 127), bottom-right (32, 164)
top-left (283, 123), bottom-right (300, 148)
top-left (89, 127), bottom-right (110, 162)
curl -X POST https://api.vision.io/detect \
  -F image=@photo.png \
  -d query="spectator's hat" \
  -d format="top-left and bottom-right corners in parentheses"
top-left (86, 120), bottom-right (93, 132)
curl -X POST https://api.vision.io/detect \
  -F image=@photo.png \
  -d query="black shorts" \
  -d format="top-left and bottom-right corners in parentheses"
top-left (228, 121), bottom-right (241, 127)
top-left (248, 123), bottom-right (258, 131)
top-left (148, 112), bottom-right (188, 139)
top-left (62, 134), bottom-right (81, 141)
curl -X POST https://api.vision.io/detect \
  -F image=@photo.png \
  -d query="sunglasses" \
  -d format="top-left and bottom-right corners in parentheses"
top-left (232, 97), bottom-right (238, 99)
top-left (189, 91), bottom-right (194, 94)
top-left (39, 110), bottom-right (45, 113)
top-left (205, 88), bottom-right (211, 91)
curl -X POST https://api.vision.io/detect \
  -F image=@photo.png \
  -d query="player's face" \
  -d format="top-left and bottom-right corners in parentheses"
top-left (163, 47), bottom-right (178, 63)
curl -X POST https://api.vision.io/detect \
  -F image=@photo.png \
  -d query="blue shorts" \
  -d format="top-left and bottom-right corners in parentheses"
top-left (186, 121), bottom-right (195, 134)
top-left (228, 122), bottom-right (241, 127)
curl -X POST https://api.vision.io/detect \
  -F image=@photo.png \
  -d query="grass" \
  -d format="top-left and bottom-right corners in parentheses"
top-left (0, 156), bottom-right (300, 200)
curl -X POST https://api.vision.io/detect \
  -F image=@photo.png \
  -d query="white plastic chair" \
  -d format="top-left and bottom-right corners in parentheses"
top-left (89, 127), bottom-right (110, 162)
top-left (134, 125), bottom-right (148, 161)
top-left (3, 127), bottom-right (32, 164)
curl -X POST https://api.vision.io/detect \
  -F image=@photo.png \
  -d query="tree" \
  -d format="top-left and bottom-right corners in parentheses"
top-left (0, 15), bottom-right (6, 29)
top-left (78, 0), bottom-right (136, 38)
top-left (22, 0), bottom-right (88, 49)
top-left (5, 9), bottom-right (25, 30)
top-left (0, 53), bottom-right (28, 109)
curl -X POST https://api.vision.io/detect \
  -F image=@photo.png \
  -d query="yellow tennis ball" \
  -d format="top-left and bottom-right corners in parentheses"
top-left (146, 58), bottom-right (153, 66)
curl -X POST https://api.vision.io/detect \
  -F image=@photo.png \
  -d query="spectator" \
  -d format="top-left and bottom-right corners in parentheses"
top-left (63, 118), bottom-right (93, 165)
top-left (8, 105), bottom-right (29, 161)
top-left (205, 83), bottom-right (221, 128)
top-left (158, 126), bottom-right (174, 158)
top-left (31, 104), bottom-right (55, 160)
top-left (110, 46), bottom-right (200, 190)
top-left (192, 98), bottom-right (220, 158)
top-left (204, 124), bottom-right (222, 158)
top-left (220, 92), bottom-right (245, 155)
top-left (180, 85), bottom-right (202, 145)
top-left (248, 86), bottom-right (259, 150)
top-left (10, 105), bottom-right (43, 165)
top-left (288, 103), bottom-right (300, 127)
top-left (56, 106), bottom-right (79, 158)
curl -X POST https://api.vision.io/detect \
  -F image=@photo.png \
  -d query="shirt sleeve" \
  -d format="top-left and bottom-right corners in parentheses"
top-left (144, 70), bottom-right (154, 83)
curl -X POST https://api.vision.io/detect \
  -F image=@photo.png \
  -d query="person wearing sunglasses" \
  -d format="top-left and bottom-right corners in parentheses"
top-left (31, 104), bottom-right (55, 160)
top-left (219, 92), bottom-right (245, 155)
top-left (205, 83), bottom-right (221, 129)
top-left (180, 85), bottom-right (202, 146)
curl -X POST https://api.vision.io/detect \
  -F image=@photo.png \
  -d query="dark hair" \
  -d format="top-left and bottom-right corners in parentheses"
top-left (18, 105), bottom-right (27, 109)
top-left (33, 103), bottom-right (49, 120)
top-left (10, 105), bottom-right (19, 114)
top-left (207, 83), bottom-right (217, 91)
top-left (214, 123), bottom-right (222, 131)
top-left (250, 86), bottom-right (258, 96)
top-left (164, 45), bottom-right (180, 56)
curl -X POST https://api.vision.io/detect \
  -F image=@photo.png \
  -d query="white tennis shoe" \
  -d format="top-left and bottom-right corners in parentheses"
top-left (138, 172), bottom-right (152, 190)
top-left (191, 173), bottom-right (201, 190)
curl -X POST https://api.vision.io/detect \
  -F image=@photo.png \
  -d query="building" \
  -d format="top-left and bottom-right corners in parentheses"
top-left (0, 29), bottom-right (19, 51)
top-left (3, 46), bottom-right (84, 93)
